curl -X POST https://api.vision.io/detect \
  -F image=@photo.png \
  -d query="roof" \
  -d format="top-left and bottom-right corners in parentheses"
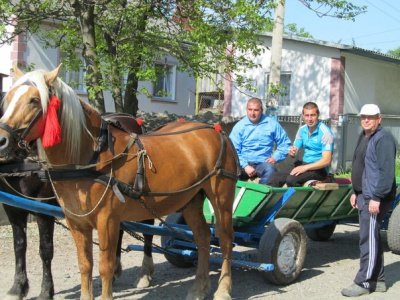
top-left (261, 32), bottom-right (400, 65)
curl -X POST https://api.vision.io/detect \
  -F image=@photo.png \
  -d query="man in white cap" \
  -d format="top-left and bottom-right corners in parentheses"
top-left (342, 104), bottom-right (397, 297)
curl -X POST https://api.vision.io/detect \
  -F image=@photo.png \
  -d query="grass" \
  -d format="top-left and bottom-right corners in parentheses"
top-left (335, 159), bottom-right (400, 179)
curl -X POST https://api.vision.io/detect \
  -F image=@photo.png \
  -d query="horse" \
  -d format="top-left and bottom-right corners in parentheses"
top-left (0, 113), bottom-right (153, 300)
top-left (0, 65), bottom-right (239, 300)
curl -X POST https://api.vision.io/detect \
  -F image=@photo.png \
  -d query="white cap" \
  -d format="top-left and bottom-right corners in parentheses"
top-left (359, 104), bottom-right (380, 116)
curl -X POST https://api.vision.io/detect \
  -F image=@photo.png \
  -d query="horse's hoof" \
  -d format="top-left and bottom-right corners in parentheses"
top-left (214, 291), bottom-right (232, 300)
top-left (134, 275), bottom-right (152, 289)
top-left (2, 294), bottom-right (23, 300)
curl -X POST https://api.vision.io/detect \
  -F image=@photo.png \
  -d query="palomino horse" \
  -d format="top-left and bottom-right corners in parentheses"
top-left (0, 66), bottom-right (239, 300)
top-left (0, 120), bottom-right (153, 300)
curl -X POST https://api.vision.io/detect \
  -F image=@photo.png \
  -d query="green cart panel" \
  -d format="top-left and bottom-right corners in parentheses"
top-left (204, 179), bottom-right (400, 227)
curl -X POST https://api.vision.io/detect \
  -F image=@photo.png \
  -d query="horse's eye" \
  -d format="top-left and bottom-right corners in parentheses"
top-left (30, 97), bottom-right (40, 104)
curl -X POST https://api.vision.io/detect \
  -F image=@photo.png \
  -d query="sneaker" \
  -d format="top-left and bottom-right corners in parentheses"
top-left (341, 283), bottom-right (369, 297)
top-left (370, 281), bottom-right (387, 293)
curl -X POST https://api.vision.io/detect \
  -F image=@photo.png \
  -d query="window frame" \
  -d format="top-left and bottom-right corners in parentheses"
top-left (265, 72), bottom-right (291, 106)
top-left (58, 51), bottom-right (87, 94)
top-left (152, 63), bottom-right (177, 102)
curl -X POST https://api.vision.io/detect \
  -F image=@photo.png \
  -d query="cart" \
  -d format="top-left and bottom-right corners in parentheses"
top-left (1, 179), bottom-right (399, 286)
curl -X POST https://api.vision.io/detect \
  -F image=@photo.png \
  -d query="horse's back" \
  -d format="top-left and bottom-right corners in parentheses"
top-left (136, 121), bottom-right (238, 190)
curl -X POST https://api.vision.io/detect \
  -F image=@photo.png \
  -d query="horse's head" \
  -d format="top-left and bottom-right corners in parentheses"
top-left (0, 65), bottom-right (62, 161)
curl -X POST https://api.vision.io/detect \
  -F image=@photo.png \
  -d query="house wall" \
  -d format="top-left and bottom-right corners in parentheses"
top-left (342, 52), bottom-right (400, 115)
top-left (230, 36), bottom-right (341, 120)
top-left (1, 30), bottom-right (196, 116)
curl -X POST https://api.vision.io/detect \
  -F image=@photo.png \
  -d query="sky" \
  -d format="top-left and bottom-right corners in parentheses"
top-left (284, 0), bottom-right (400, 53)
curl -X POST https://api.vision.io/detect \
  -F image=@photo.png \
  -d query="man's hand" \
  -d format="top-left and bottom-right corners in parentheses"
top-left (289, 146), bottom-right (298, 158)
top-left (369, 199), bottom-right (380, 215)
top-left (350, 194), bottom-right (357, 209)
top-left (266, 157), bottom-right (276, 165)
top-left (290, 165), bottom-right (308, 176)
top-left (244, 165), bottom-right (256, 177)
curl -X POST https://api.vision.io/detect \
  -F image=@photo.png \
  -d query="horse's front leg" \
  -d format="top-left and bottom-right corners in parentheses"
top-left (3, 205), bottom-right (29, 300)
top-left (210, 191), bottom-right (235, 300)
top-left (182, 194), bottom-right (211, 300)
top-left (36, 213), bottom-right (55, 300)
top-left (66, 219), bottom-right (94, 300)
top-left (97, 219), bottom-right (121, 300)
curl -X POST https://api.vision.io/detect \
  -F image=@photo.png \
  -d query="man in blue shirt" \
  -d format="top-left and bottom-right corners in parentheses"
top-left (267, 102), bottom-right (335, 187)
top-left (229, 97), bottom-right (291, 184)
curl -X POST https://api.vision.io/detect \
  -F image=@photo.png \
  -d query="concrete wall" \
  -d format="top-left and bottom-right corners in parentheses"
top-left (342, 53), bottom-right (400, 116)
top-left (230, 36), bottom-right (339, 120)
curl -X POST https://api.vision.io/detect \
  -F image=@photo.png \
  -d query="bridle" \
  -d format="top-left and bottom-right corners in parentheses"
top-left (0, 109), bottom-right (44, 150)
top-left (0, 81), bottom-right (46, 152)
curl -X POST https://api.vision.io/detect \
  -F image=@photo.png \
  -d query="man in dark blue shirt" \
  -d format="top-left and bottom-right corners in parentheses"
top-left (342, 104), bottom-right (397, 297)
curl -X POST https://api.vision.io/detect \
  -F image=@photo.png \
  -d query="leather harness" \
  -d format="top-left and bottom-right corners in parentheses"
top-left (0, 113), bottom-right (240, 200)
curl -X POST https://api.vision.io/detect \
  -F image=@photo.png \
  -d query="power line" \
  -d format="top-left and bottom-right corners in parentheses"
top-left (379, 0), bottom-right (400, 14)
top-left (364, 0), bottom-right (400, 24)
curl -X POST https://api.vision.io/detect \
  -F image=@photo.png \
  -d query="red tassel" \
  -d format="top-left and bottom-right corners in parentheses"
top-left (214, 124), bottom-right (222, 133)
top-left (42, 95), bottom-right (61, 148)
top-left (178, 118), bottom-right (186, 122)
top-left (136, 118), bottom-right (143, 126)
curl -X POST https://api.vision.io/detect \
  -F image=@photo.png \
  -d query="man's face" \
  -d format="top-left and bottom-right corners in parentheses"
top-left (247, 102), bottom-right (262, 124)
top-left (360, 114), bottom-right (381, 135)
top-left (302, 108), bottom-right (319, 127)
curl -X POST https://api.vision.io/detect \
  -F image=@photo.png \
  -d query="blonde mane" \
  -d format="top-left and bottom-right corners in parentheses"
top-left (9, 69), bottom-right (89, 162)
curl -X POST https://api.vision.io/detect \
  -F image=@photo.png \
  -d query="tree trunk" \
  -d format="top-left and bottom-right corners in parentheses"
top-left (70, 0), bottom-right (105, 113)
top-left (268, 0), bottom-right (285, 110)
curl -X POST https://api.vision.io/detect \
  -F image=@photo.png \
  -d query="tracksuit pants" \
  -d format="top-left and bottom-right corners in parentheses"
top-left (354, 194), bottom-right (392, 289)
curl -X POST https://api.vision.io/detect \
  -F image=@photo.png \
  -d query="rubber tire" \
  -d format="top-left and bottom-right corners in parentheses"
top-left (160, 212), bottom-right (195, 268)
top-left (258, 218), bottom-right (307, 285)
top-left (305, 224), bottom-right (336, 241)
top-left (388, 203), bottom-right (400, 254)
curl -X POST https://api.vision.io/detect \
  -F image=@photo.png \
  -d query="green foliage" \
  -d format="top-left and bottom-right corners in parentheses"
top-left (387, 47), bottom-right (400, 58)
top-left (268, 82), bottom-right (287, 97)
top-left (0, 0), bottom-right (366, 114)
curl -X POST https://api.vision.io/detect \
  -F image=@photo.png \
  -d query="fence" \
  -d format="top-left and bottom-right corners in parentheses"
top-left (197, 91), bottom-right (224, 114)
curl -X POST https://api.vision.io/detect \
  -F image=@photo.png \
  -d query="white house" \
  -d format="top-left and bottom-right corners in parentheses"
top-left (0, 28), bottom-right (197, 116)
top-left (2, 29), bottom-right (399, 171)
top-left (225, 33), bottom-right (400, 121)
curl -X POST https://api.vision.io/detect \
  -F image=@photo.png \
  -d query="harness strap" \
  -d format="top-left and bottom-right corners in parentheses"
top-left (90, 119), bottom-right (110, 164)
top-left (0, 162), bottom-right (42, 174)
top-left (133, 138), bottom-right (145, 191)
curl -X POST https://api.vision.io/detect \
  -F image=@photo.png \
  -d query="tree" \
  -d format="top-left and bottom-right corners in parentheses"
top-left (387, 47), bottom-right (400, 58)
top-left (0, 0), bottom-right (366, 115)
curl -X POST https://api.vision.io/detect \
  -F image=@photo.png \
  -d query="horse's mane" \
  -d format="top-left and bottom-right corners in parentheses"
top-left (9, 69), bottom-right (89, 162)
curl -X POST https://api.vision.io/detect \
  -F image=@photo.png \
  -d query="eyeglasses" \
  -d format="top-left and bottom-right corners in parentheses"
top-left (360, 115), bottom-right (380, 120)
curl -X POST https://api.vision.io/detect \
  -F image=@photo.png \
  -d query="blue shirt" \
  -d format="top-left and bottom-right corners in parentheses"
top-left (294, 121), bottom-right (334, 166)
top-left (229, 114), bottom-right (291, 169)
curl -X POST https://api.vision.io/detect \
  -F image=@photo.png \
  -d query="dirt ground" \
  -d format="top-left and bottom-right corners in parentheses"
top-left (0, 220), bottom-right (399, 300)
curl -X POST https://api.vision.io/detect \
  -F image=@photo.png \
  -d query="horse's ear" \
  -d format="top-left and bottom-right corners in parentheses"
top-left (12, 65), bottom-right (25, 79)
top-left (44, 64), bottom-right (63, 86)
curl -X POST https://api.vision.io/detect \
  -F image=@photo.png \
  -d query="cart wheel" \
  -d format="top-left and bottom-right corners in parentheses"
top-left (160, 212), bottom-right (195, 268)
top-left (258, 218), bottom-right (307, 285)
top-left (305, 224), bottom-right (336, 241)
top-left (388, 203), bottom-right (400, 254)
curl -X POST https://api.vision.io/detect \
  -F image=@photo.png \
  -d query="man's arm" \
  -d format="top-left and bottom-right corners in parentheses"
top-left (290, 151), bottom-right (332, 176)
top-left (271, 123), bottom-right (292, 162)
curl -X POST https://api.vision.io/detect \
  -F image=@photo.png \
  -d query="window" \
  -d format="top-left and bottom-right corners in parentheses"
top-left (266, 73), bottom-right (291, 106)
top-left (59, 52), bottom-right (86, 93)
top-left (153, 63), bottom-right (176, 101)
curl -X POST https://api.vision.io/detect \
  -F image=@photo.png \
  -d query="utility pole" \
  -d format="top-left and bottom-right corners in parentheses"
top-left (267, 0), bottom-right (285, 115)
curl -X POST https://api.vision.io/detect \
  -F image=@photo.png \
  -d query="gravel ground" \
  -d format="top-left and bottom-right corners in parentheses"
top-left (0, 220), bottom-right (399, 300)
